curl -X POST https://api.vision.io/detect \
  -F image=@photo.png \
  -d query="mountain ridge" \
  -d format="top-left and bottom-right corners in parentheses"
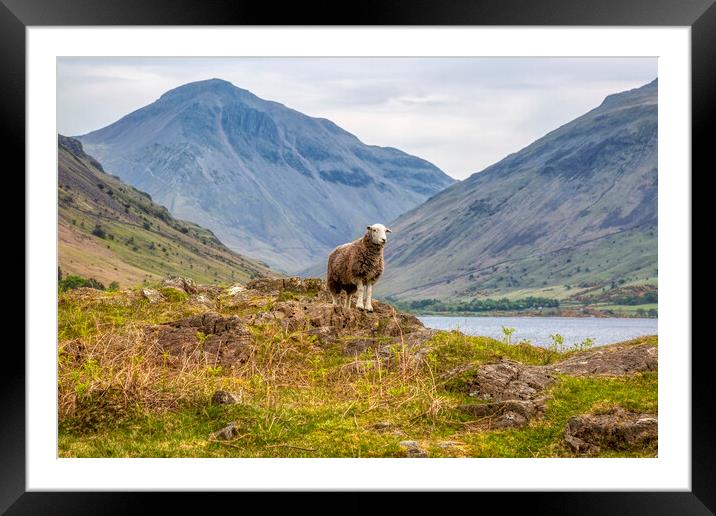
top-left (77, 78), bottom-right (455, 272)
top-left (377, 79), bottom-right (658, 301)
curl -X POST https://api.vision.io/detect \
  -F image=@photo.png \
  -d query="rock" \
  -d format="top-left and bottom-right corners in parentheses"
top-left (246, 276), bottom-right (324, 294)
top-left (549, 343), bottom-right (657, 376)
top-left (563, 407), bottom-right (658, 454)
top-left (459, 399), bottom-right (544, 429)
top-left (454, 360), bottom-right (554, 429)
top-left (225, 284), bottom-right (246, 296)
top-left (244, 296), bottom-right (427, 352)
top-left (211, 390), bottom-right (241, 405)
top-left (153, 312), bottom-right (252, 366)
top-left (398, 440), bottom-right (428, 458)
top-left (466, 359), bottom-right (555, 401)
top-left (162, 276), bottom-right (198, 294)
top-left (210, 422), bottom-right (239, 440)
top-left (372, 421), bottom-right (393, 432)
top-left (192, 293), bottom-right (213, 306)
top-left (141, 288), bottom-right (164, 303)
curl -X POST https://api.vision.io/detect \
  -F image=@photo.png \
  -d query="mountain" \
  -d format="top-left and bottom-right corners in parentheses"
top-left (58, 135), bottom-right (273, 287)
top-left (76, 79), bottom-right (455, 273)
top-left (377, 79), bottom-right (658, 301)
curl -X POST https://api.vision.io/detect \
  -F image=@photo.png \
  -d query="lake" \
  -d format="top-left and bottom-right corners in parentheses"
top-left (418, 315), bottom-right (658, 348)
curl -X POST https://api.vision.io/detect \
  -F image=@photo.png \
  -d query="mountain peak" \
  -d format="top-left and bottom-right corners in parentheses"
top-left (599, 78), bottom-right (657, 109)
top-left (77, 79), bottom-right (455, 272)
top-left (159, 78), bottom-right (252, 102)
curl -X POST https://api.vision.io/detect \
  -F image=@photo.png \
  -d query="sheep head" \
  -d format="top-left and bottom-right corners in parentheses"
top-left (365, 223), bottom-right (392, 246)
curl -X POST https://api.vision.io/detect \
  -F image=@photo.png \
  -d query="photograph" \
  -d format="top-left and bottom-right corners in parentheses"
top-left (56, 56), bottom-right (660, 459)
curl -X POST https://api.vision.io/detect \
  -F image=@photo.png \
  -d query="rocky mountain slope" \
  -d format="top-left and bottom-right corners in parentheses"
top-left (58, 135), bottom-right (273, 286)
top-left (378, 79), bottom-right (658, 301)
top-left (77, 78), bottom-right (455, 272)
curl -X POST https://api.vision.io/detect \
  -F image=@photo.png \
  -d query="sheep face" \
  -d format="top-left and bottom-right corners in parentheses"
top-left (365, 223), bottom-right (392, 246)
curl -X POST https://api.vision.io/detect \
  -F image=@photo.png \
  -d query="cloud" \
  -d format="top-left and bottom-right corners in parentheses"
top-left (57, 57), bottom-right (657, 179)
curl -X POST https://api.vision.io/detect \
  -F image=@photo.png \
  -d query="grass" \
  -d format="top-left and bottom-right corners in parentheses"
top-left (58, 287), bottom-right (658, 458)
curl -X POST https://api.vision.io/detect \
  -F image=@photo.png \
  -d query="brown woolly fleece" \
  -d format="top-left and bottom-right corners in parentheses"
top-left (326, 231), bottom-right (385, 296)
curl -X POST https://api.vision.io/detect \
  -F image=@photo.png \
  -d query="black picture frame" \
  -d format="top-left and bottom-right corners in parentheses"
top-left (5, 0), bottom-right (710, 513)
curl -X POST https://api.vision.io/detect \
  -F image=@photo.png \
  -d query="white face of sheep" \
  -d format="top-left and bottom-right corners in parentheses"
top-left (366, 223), bottom-right (391, 246)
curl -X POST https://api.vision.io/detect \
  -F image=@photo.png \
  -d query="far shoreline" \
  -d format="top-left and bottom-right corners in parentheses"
top-left (407, 309), bottom-right (658, 319)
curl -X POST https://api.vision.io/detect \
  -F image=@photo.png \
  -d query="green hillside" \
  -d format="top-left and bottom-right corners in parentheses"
top-left (58, 135), bottom-right (273, 287)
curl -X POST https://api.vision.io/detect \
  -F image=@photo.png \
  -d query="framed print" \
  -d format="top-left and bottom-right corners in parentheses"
top-left (6, 0), bottom-right (713, 512)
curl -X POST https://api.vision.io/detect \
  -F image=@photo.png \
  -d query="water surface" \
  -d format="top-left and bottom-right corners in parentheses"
top-left (418, 315), bottom-right (657, 348)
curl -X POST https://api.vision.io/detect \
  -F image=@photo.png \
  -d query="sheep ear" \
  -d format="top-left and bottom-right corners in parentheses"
top-left (386, 228), bottom-right (392, 233)
top-left (366, 226), bottom-right (372, 230)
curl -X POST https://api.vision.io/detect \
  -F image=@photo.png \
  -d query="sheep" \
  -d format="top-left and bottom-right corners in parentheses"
top-left (326, 223), bottom-right (391, 312)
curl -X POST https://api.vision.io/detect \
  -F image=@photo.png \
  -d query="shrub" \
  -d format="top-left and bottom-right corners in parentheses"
top-left (91, 225), bottom-right (106, 239)
top-left (59, 275), bottom-right (105, 292)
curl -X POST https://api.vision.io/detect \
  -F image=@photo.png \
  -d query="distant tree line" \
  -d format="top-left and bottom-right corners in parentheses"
top-left (612, 291), bottom-right (658, 305)
top-left (390, 296), bottom-right (559, 313)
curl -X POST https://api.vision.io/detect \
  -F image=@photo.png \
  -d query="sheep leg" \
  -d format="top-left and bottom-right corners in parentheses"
top-left (365, 283), bottom-right (374, 312)
top-left (355, 281), bottom-right (365, 310)
top-left (345, 292), bottom-right (353, 309)
top-left (330, 292), bottom-right (338, 306)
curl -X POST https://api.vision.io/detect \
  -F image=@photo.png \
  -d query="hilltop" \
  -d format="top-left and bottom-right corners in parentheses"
top-left (58, 135), bottom-right (273, 287)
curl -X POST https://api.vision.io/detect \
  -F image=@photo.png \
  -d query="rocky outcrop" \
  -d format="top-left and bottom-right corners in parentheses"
top-left (563, 407), bottom-right (658, 455)
top-left (455, 343), bottom-right (658, 430)
top-left (457, 360), bottom-right (555, 429)
top-left (464, 360), bottom-right (555, 401)
top-left (141, 288), bottom-right (165, 303)
top-left (162, 276), bottom-right (198, 294)
top-left (246, 276), bottom-right (325, 294)
top-left (548, 343), bottom-right (657, 376)
top-left (152, 312), bottom-right (252, 366)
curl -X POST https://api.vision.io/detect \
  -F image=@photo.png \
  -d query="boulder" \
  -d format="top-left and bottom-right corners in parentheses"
top-left (211, 390), bottom-right (241, 405)
top-left (210, 422), bottom-right (239, 440)
top-left (459, 399), bottom-right (545, 429)
top-left (245, 276), bottom-right (324, 294)
top-left (162, 276), bottom-right (198, 294)
top-left (398, 440), bottom-right (428, 458)
top-left (465, 359), bottom-right (555, 401)
top-left (456, 359), bottom-right (554, 429)
top-left (549, 343), bottom-right (657, 376)
top-left (153, 312), bottom-right (252, 366)
top-left (141, 288), bottom-right (164, 304)
top-left (563, 407), bottom-right (658, 454)
top-left (225, 284), bottom-right (246, 296)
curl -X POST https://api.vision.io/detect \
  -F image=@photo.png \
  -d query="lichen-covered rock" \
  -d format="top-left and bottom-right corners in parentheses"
top-left (210, 422), bottom-right (239, 440)
top-left (563, 407), bottom-right (658, 454)
top-left (549, 343), bottom-right (657, 376)
top-left (245, 276), bottom-right (324, 294)
top-left (152, 312), bottom-right (251, 366)
top-left (459, 399), bottom-right (546, 429)
top-left (398, 440), bottom-right (428, 458)
top-left (211, 390), bottom-right (241, 405)
top-left (162, 276), bottom-right (198, 294)
top-left (141, 288), bottom-right (164, 304)
top-left (225, 284), bottom-right (246, 296)
top-left (466, 359), bottom-right (555, 401)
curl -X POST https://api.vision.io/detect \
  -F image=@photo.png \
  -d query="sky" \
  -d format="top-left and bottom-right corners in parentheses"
top-left (57, 57), bottom-right (657, 180)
